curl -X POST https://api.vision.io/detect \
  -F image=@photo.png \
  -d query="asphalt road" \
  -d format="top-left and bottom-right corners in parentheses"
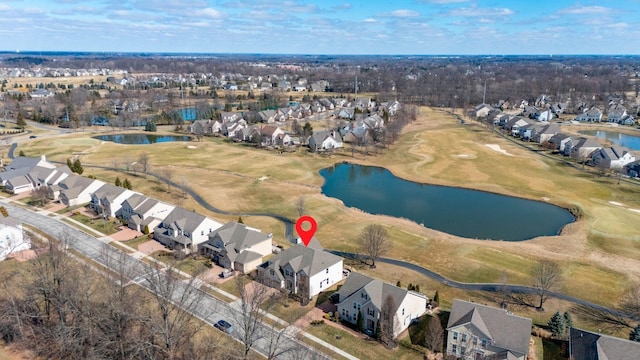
top-left (4, 202), bottom-right (328, 360)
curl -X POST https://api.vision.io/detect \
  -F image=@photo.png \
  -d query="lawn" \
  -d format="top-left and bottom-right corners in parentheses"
top-left (305, 323), bottom-right (421, 360)
top-left (15, 106), bottom-right (640, 322)
top-left (68, 212), bottom-right (122, 235)
top-left (122, 234), bottom-right (154, 250)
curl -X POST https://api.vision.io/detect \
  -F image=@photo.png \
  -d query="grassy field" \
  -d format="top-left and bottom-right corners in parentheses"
top-left (11, 107), bottom-right (640, 331)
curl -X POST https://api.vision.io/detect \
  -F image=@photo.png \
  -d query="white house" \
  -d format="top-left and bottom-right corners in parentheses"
top-left (257, 241), bottom-right (343, 300)
top-left (153, 207), bottom-right (223, 254)
top-left (89, 184), bottom-right (138, 218)
top-left (446, 299), bottom-right (532, 360)
top-left (120, 194), bottom-right (175, 233)
top-left (334, 272), bottom-right (428, 338)
top-left (575, 107), bottom-right (603, 122)
top-left (200, 222), bottom-right (272, 274)
top-left (0, 216), bottom-right (28, 262)
top-left (591, 147), bottom-right (636, 170)
top-left (50, 175), bottom-right (105, 206)
top-left (308, 130), bottom-right (343, 152)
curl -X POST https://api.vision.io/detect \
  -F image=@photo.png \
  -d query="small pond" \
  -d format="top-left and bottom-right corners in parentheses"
top-left (579, 130), bottom-right (640, 151)
top-left (94, 134), bottom-right (193, 144)
top-left (319, 163), bottom-right (574, 241)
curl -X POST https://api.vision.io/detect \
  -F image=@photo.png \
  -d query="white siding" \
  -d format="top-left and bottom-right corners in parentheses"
top-left (308, 259), bottom-right (343, 298)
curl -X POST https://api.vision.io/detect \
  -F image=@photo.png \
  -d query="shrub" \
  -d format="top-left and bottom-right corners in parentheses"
top-left (310, 320), bottom-right (325, 325)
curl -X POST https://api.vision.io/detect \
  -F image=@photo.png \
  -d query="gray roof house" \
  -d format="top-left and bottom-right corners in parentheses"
top-left (308, 130), bottom-right (343, 152)
top-left (570, 327), bottom-right (640, 360)
top-left (446, 299), bottom-right (532, 360)
top-left (0, 155), bottom-right (59, 193)
top-left (569, 137), bottom-right (602, 160)
top-left (49, 174), bottom-right (105, 207)
top-left (335, 272), bottom-right (427, 338)
top-left (201, 221), bottom-right (272, 274)
top-left (257, 241), bottom-right (343, 300)
top-left (120, 194), bottom-right (175, 233)
top-left (89, 183), bottom-right (139, 218)
top-left (591, 147), bottom-right (636, 170)
top-left (153, 207), bottom-right (222, 254)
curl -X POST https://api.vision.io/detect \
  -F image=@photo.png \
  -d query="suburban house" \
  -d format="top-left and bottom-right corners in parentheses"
top-left (473, 104), bottom-right (492, 118)
top-left (569, 137), bottom-right (602, 160)
top-left (0, 215), bottom-right (28, 262)
top-left (258, 110), bottom-right (278, 123)
top-left (537, 108), bottom-right (554, 122)
top-left (625, 160), bottom-right (640, 178)
top-left (446, 299), bottom-right (532, 360)
top-left (591, 147), bottom-right (636, 170)
top-left (89, 183), bottom-right (138, 218)
top-left (49, 175), bottom-right (105, 206)
top-left (0, 155), bottom-right (69, 194)
top-left (548, 133), bottom-right (574, 153)
top-left (257, 241), bottom-right (343, 300)
top-left (569, 327), bottom-right (640, 359)
top-left (606, 104), bottom-right (628, 123)
top-left (575, 107), bottom-right (603, 122)
top-left (153, 206), bottom-right (222, 253)
top-left (260, 125), bottom-right (285, 146)
top-left (200, 221), bottom-right (272, 274)
top-left (308, 130), bottom-right (343, 151)
top-left (532, 123), bottom-right (560, 144)
top-left (120, 194), bottom-right (175, 233)
top-left (334, 272), bottom-right (428, 338)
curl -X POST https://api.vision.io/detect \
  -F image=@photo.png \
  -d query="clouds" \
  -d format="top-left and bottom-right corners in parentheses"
top-left (0, 0), bottom-right (639, 54)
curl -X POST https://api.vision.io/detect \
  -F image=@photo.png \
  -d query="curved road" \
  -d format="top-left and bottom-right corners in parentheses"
top-left (119, 165), bottom-right (628, 319)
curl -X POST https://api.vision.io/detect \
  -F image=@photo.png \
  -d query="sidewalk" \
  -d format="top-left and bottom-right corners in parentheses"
top-left (5, 198), bottom-right (360, 360)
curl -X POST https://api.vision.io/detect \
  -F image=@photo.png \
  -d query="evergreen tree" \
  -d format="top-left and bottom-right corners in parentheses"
top-left (630, 325), bottom-right (640, 342)
top-left (433, 290), bottom-right (440, 305)
top-left (357, 310), bottom-right (364, 332)
top-left (375, 318), bottom-right (381, 340)
top-left (238, 216), bottom-right (244, 224)
top-left (548, 311), bottom-right (566, 338)
top-left (16, 112), bottom-right (26, 129)
top-left (72, 158), bottom-right (83, 175)
top-left (563, 312), bottom-right (573, 333)
top-left (122, 178), bottom-right (132, 190)
top-left (115, 177), bottom-right (121, 187)
top-left (19, 150), bottom-right (25, 157)
top-left (396, 281), bottom-right (401, 288)
top-left (67, 158), bottom-right (72, 168)
top-left (145, 121), bottom-right (157, 132)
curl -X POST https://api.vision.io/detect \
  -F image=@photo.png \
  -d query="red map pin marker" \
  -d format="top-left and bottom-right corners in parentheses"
top-left (295, 215), bottom-right (317, 247)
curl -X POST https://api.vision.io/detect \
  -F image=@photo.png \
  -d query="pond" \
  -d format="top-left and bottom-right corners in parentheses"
top-left (579, 130), bottom-right (640, 151)
top-left (319, 163), bottom-right (574, 241)
top-left (94, 134), bottom-right (193, 144)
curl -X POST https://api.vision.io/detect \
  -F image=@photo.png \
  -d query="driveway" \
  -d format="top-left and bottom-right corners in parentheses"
top-left (110, 227), bottom-right (142, 241)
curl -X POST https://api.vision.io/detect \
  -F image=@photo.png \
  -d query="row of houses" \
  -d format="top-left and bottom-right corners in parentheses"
top-left (445, 299), bottom-right (640, 360)
top-left (482, 109), bottom-right (638, 173)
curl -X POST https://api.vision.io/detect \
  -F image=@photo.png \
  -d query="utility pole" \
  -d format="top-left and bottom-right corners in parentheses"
top-left (482, 80), bottom-right (487, 105)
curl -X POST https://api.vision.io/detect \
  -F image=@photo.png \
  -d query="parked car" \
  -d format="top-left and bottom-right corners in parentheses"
top-left (29, 135), bottom-right (37, 139)
top-left (214, 319), bottom-right (233, 334)
top-left (220, 269), bottom-right (234, 279)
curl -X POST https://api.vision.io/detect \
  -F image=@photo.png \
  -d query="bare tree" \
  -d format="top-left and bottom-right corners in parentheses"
top-left (159, 167), bottom-right (174, 193)
top-left (138, 152), bottom-right (151, 174)
top-left (294, 195), bottom-right (306, 217)
top-left (233, 275), bottom-right (273, 359)
top-left (143, 261), bottom-right (212, 360)
top-left (380, 294), bottom-right (397, 348)
top-left (359, 224), bottom-right (390, 268)
top-left (531, 260), bottom-right (561, 310)
top-left (424, 315), bottom-right (444, 353)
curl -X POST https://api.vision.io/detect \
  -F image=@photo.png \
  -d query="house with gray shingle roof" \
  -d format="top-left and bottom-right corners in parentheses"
top-left (120, 194), bottom-right (174, 233)
top-left (89, 183), bottom-right (139, 218)
top-left (591, 147), bottom-right (636, 170)
top-left (570, 327), bottom-right (640, 360)
top-left (446, 299), bottom-right (532, 360)
top-left (569, 137), bottom-right (602, 160)
top-left (257, 241), bottom-right (343, 300)
top-left (52, 175), bottom-right (105, 207)
top-left (0, 155), bottom-right (65, 194)
top-left (153, 206), bottom-right (223, 254)
top-left (201, 221), bottom-right (272, 274)
top-left (335, 272), bottom-right (427, 338)
top-left (575, 107), bottom-right (603, 122)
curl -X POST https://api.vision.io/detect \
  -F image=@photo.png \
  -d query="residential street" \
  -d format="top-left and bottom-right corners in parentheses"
top-left (1, 201), bottom-right (334, 360)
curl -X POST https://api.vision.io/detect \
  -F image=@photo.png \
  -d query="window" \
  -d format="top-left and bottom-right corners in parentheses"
top-left (368, 308), bottom-right (375, 316)
top-left (451, 344), bottom-right (457, 354)
top-left (461, 333), bottom-right (467, 342)
top-left (473, 336), bottom-right (478, 345)
top-left (481, 339), bottom-right (487, 348)
top-left (402, 308), bottom-right (405, 315)
top-left (461, 346), bottom-right (466, 355)
top-left (326, 268), bottom-right (329, 274)
top-left (453, 331), bottom-right (458, 340)
top-left (201, 230), bottom-right (204, 236)
top-left (319, 281), bottom-right (322, 288)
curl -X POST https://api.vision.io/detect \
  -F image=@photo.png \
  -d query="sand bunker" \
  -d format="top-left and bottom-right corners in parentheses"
top-left (485, 144), bottom-right (513, 156)
top-left (187, 145), bottom-right (197, 149)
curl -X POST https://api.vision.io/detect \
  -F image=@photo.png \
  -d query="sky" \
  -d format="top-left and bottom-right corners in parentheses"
top-left (1, 0), bottom-right (639, 55)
